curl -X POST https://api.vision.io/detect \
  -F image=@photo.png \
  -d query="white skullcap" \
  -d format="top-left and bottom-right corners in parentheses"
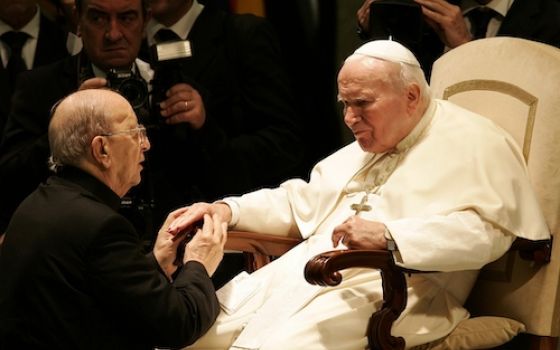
top-left (354, 40), bottom-right (420, 68)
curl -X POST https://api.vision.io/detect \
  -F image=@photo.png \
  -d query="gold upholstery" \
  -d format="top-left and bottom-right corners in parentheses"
top-left (428, 37), bottom-right (560, 348)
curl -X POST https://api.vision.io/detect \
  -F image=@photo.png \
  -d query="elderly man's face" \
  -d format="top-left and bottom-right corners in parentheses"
top-left (105, 98), bottom-right (150, 196)
top-left (78, 0), bottom-right (146, 71)
top-left (338, 59), bottom-right (413, 154)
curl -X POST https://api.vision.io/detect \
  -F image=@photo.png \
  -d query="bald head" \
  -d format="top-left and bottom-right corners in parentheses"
top-left (48, 89), bottom-right (133, 172)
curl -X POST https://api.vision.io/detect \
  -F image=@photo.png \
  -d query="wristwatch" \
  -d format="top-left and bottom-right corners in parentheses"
top-left (384, 226), bottom-right (398, 251)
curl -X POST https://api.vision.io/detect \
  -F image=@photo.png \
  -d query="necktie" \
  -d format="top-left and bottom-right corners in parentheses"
top-left (468, 7), bottom-right (496, 40)
top-left (155, 29), bottom-right (181, 43)
top-left (1, 31), bottom-right (30, 88)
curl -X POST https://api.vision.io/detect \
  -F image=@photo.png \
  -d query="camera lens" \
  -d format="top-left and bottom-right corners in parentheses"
top-left (119, 78), bottom-right (149, 110)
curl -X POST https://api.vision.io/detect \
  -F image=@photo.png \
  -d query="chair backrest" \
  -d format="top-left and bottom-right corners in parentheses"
top-left (429, 37), bottom-right (560, 338)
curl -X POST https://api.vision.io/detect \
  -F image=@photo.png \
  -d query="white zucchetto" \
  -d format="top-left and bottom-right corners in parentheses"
top-left (354, 40), bottom-right (421, 68)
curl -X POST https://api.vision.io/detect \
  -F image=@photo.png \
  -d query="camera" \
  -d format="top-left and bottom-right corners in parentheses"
top-left (106, 68), bottom-right (149, 111)
top-left (368, 0), bottom-right (461, 44)
top-left (149, 40), bottom-right (193, 125)
top-left (369, 0), bottom-right (424, 44)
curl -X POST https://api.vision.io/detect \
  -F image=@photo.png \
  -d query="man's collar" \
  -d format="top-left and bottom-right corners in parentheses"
top-left (146, 0), bottom-right (204, 46)
top-left (394, 99), bottom-right (436, 153)
top-left (462, 0), bottom-right (514, 18)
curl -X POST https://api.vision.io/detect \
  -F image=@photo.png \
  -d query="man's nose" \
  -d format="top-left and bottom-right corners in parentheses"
top-left (105, 19), bottom-right (124, 41)
top-left (344, 106), bottom-right (361, 125)
top-left (141, 137), bottom-right (151, 151)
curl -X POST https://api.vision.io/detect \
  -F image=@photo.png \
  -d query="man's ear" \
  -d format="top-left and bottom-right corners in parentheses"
top-left (406, 83), bottom-right (421, 113)
top-left (91, 136), bottom-right (111, 169)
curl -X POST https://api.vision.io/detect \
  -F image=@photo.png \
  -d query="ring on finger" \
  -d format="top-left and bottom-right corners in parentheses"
top-left (184, 100), bottom-right (189, 110)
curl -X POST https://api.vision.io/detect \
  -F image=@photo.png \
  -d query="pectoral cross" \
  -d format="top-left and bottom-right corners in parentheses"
top-left (350, 194), bottom-right (372, 215)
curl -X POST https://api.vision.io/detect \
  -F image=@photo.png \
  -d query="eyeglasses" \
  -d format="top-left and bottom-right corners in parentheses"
top-left (100, 125), bottom-right (148, 145)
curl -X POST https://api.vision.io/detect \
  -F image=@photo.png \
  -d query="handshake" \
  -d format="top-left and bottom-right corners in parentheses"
top-left (153, 206), bottom-right (229, 280)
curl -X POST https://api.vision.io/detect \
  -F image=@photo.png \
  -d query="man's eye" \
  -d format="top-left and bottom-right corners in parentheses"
top-left (119, 13), bottom-right (138, 24)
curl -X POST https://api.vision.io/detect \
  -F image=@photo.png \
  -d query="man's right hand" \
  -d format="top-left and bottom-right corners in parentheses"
top-left (414, 0), bottom-right (472, 48)
top-left (184, 214), bottom-right (227, 276)
top-left (78, 77), bottom-right (108, 91)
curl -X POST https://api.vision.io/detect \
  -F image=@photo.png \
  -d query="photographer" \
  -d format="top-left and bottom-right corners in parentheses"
top-left (357, 0), bottom-right (560, 77)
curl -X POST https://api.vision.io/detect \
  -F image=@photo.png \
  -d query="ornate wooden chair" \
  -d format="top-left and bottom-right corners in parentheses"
top-left (226, 37), bottom-right (559, 350)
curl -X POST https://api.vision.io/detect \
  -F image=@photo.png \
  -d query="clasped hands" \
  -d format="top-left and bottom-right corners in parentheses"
top-left (153, 206), bottom-right (228, 281)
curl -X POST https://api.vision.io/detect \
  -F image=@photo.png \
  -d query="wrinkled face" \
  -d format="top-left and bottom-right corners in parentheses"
top-left (149, 0), bottom-right (191, 26)
top-left (338, 58), bottom-right (413, 154)
top-left (105, 99), bottom-right (150, 196)
top-left (77, 0), bottom-right (146, 71)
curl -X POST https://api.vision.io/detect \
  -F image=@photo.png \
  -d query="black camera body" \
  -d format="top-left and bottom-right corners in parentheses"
top-left (368, 0), bottom-right (462, 44)
top-left (106, 68), bottom-right (149, 111)
top-left (149, 40), bottom-right (193, 126)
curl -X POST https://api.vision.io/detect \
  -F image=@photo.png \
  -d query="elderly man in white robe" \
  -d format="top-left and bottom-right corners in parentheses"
top-left (167, 40), bottom-right (550, 349)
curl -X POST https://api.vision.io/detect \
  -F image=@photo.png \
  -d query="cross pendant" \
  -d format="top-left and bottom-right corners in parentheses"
top-left (350, 194), bottom-right (372, 215)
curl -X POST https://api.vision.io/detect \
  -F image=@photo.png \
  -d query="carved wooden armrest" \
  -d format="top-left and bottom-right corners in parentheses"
top-left (225, 230), bottom-right (302, 271)
top-left (304, 250), bottom-right (408, 350)
top-left (302, 237), bottom-right (553, 350)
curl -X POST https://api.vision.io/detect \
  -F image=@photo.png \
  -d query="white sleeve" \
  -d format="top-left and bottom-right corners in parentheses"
top-left (386, 210), bottom-right (515, 271)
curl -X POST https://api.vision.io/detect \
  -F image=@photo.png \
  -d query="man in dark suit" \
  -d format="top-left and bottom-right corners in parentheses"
top-left (357, 0), bottom-right (560, 77)
top-left (0, 0), bottom-right (71, 134)
top-left (0, 88), bottom-right (226, 349)
top-left (143, 0), bottom-right (305, 286)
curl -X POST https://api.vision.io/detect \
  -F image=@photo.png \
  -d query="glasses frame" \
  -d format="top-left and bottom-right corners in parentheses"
top-left (100, 124), bottom-right (148, 145)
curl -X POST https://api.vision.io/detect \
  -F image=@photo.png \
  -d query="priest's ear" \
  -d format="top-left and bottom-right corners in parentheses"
top-left (90, 135), bottom-right (111, 169)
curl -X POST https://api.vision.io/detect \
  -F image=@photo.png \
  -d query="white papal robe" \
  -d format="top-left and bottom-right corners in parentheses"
top-left (188, 99), bottom-right (550, 350)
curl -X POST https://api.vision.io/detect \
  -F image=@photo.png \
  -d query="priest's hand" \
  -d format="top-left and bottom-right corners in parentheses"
top-left (414, 0), bottom-right (472, 48)
top-left (332, 216), bottom-right (389, 250)
top-left (153, 206), bottom-right (191, 280)
top-left (184, 214), bottom-right (228, 276)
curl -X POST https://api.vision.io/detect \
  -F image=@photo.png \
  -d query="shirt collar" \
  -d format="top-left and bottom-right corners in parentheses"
top-left (462, 0), bottom-right (514, 18)
top-left (146, 0), bottom-right (204, 46)
top-left (394, 99), bottom-right (436, 154)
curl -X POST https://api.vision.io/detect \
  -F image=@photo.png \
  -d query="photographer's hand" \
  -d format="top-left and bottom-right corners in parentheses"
top-left (78, 77), bottom-right (108, 91)
top-left (415, 0), bottom-right (472, 48)
top-left (159, 83), bottom-right (206, 129)
top-left (357, 0), bottom-right (375, 34)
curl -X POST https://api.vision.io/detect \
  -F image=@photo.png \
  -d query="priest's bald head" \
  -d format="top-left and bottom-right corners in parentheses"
top-left (338, 40), bottom-right (431, 154)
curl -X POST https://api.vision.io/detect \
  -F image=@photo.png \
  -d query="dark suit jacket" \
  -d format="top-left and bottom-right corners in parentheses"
top-left (0, 167), bottom-right (219, 349)
top-left (0, 54), bottom-right (79, 232)
top-left (0, 14), bottom-right (69, 137)
top-left (499, 0), bottom-right (560, 47)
